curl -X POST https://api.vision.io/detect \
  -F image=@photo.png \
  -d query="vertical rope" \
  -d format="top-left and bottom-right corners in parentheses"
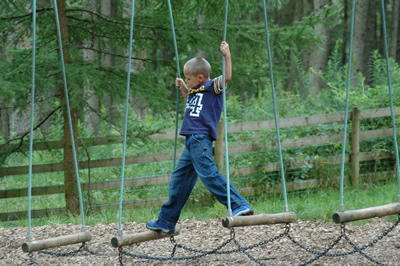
top-left (118, 0), bottom-right (136, 236)
top-left (167, 0), bottom-right (181, 169)
top-left (339, 0), bottom-right (355, 212)
top-left (27, 0), bottom-right (37, 242)
top-left (53, 0), bottom-right (86, 231)
top-left (262, 0), bottom-right (289, 212)
top-left (380, 0), bottom-right (400, 201)
top-left (221, 0), bottom-right (232, 217)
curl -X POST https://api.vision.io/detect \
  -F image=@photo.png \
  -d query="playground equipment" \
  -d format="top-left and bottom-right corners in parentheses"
top-left (20, 0), bottom-right (400, 265)
top-left (22, 0), bottom-right (92, 255)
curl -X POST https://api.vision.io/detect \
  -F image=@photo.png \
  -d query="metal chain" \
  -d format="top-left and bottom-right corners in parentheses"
top-left (28, 252), bottom-right (39, 265)
top-left (120, 225), bottom-right (289, 265)
top-left (288, 217), bottom-right (399, 259)
top-left (122, 232), bottom-right (237, 261)
top-left (172, 225), bottom-right (288, 256)
top-left (81, 246), bottom-right (119, 257)
top-left (38, 242), bottom-right (86, 257)
top-left (118, 247), bottom-right (124, 266)
top-left (233, 238), bottom-right (267, 266)
top-left (170, 236), bottom-right (177, 257)
top-left (343, 234), bottom-right (385, 266)
top-left (300, 234), bottom-right (344, 266)
top-left (287, 215), bottom-right (400, 264)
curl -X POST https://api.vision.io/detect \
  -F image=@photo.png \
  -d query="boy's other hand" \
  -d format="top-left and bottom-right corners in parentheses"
top-left (220, 41), bottom-right (230, 56)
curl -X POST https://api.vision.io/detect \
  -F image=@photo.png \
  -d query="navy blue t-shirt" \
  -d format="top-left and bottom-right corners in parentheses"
top-left (179, 77), bottom-right (223, 140)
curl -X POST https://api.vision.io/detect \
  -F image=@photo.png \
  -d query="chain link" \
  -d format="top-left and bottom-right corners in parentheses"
top-left (28, 252), bottom-right (39, 265)
top-left (170, 236), bottom-right (177, 257)
top-left (118, 247), bottom-right (124, 266)
top-left (38, 242), bottom-right (85, 257)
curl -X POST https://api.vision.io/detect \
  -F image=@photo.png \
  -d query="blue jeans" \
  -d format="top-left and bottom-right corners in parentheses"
top-left (157, 134), bottom-right (249, 227)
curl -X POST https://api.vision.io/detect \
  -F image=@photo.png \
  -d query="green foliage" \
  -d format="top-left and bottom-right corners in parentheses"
top-left (0, 0), bottom-right (338, 116)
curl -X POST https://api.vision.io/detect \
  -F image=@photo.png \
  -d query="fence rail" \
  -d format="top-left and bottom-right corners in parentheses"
top-left (0, 107), bottom-right (399, 221)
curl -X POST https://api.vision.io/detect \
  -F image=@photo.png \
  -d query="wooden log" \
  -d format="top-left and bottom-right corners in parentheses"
top-left (222, 212), bottom-right (296, 228)
top-left (332, 203), bottom-right (400, 224)
top-left (22, 231), bottom-right (92, 253)
top-left (111, 225), bottom-right (181, 247)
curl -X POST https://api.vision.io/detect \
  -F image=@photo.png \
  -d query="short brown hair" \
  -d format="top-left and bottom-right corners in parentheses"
top-left (184, 57), bottom-right (211, 78)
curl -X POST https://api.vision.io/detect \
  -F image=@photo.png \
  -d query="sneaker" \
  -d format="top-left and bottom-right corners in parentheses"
top-left (232, 204), bottom-right (254, 216)
top-left (146, 220), bottom-right (175, 234)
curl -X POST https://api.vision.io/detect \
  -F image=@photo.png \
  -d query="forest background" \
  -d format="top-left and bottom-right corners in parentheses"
top-left (1, 0), bottom-right (400, 215)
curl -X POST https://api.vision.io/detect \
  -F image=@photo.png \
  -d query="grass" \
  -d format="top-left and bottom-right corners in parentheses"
top-left (1, 178), bottom-right (398, 228)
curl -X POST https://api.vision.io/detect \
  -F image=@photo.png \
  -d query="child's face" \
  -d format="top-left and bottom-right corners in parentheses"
top-left (184, 69), bottom-right (201, 89)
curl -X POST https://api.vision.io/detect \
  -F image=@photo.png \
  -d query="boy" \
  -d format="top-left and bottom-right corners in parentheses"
top-left (146, 41), bottom-right (253, 234)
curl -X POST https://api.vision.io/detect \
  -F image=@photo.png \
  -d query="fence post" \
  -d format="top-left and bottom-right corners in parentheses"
top-left (351, 107), bottom-right (360, 187)
top-left (215, 121), bottom-right (224, 173)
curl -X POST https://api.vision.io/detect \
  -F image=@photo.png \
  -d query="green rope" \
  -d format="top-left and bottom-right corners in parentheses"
top-left (221, 0), bottom-right (232, 217)
top-left (118, 0), bottom-right (136, 236)
top-left (380, 0), bottom-right (400, 201)
top-left (53, 0), bottom-right (86, 231)
top-left (339, 0), bottom-right (355, 212)
top-left (262, 0), bottom-right (289, 212)
top-left (27, 0), bottom-right (37, 242)
top-left (167, 0), bottom-right (181, 169)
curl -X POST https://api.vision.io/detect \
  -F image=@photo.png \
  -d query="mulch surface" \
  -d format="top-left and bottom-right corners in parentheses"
top-left (1, 218), bottom-right (400, 265)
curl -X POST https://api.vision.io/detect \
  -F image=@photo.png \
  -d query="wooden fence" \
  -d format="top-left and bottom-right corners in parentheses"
top-left (0, 107), bottom-right (399, 221)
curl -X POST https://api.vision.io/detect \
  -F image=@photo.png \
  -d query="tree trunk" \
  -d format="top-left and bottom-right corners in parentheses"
top-left (0, 98), bottom-right (10, 140)
top-left (300, 0), bottom-right (314, 96)
top-left (100, 0), bottom-right (121, 126)
top-left (364, 0), bottom-right (377, 84)
top-left (309, 0), bottom-right (332, 95)
top-left (352, 0), bottom-right (369, 86)
top-left (83, 0), bottom-right (101, 134)
top-left (342, 0), bottom-right (348, 65)
top-left (55, 0), bottom-right (80, 214)
top-left (390, 0), bottom-right (399, 60)
top-left (285, 0), bottom-right (304, 93)
top-left (398, 3), bottom-right (400, 64)
top-left (0, 45), bottom-right (9, 139)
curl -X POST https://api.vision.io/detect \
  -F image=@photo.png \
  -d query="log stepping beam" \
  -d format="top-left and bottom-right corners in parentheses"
top-left (22, 231), bottom-right (92, 253)
top-left (111, 225), bottom-right (181, 247)
top-left (332, 202), bottom-right (400, 224)
top-left (222, 212), bottom-right (296, 228)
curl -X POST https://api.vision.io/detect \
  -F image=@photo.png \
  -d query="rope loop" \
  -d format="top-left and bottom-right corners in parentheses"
top-left (230, 227), bottom-right (235, 239)
top-left (284, 223), bottom-right (291, 235)
top-left (340, 223), bottom-right (346, 235)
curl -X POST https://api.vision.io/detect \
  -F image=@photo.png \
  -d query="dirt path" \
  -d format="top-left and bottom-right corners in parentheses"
top-left (1, 218), bottom-right (400, 265)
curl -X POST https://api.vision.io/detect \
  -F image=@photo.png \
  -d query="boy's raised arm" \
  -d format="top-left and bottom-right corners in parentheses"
top-left (220, 41), bottom-right (232, 88)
